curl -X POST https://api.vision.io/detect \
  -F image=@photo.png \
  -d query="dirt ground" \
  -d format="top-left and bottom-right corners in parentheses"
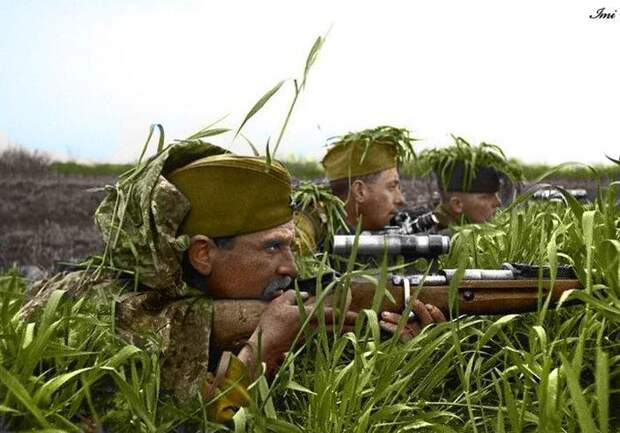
top-left (0, 171), bottom-right (113, 274)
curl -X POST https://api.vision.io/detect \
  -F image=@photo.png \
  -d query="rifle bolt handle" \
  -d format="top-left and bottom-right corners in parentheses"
top-left (463, 290), bottom-right (475, 301)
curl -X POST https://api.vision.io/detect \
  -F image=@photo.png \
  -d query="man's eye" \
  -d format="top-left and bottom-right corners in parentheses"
top-left (265, 242), bottom-right (282, 252)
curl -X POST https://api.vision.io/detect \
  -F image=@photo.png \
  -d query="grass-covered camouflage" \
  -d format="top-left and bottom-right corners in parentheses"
top-left (322, 126), bottom-right (417, 180)
top-left (20, 269), bottom-right (215, 404)
top-left (94, 140), bottom-right (229, 296)
top-left (116, 290), bottom-right (214, 402)
top-left (417, 135), bottom-right (523, 192)
top-left (327, 125), bottom-right (417, 166)
top-left (19, 139), bottom-right (233, 412)
top-left (292, 181), bottom-right (348, 259)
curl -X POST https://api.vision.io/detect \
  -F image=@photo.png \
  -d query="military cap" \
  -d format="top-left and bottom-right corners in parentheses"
top-left (321, 126), bottom-right (415, 181)
top-left (439, 160), bottom-right (501, 193)
top-left (167, 154), bottom-right (293, 238)
top-left (419, 136), bottom-right (521, 194)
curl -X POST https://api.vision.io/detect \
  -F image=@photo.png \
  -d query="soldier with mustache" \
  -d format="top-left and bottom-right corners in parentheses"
top-left (21, 142), bottom-right (357, 424)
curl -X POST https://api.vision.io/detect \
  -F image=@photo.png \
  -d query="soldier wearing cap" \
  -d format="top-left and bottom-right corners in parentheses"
top-left (432, 161), bottom-right (503, 232)
top-left (418, 137), bottom-right (520, 235)
top-left (21, 142), bottom-right (355, 424)
top-left (321, 126), bottom-right (414, 231)
top-left (321, 126), bottom-right (446, 338)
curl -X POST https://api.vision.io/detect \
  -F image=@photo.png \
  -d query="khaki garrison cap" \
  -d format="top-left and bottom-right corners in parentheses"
top-left (321, 125), bottom-right (417, 181)
top-left (167, 154), bottom-right (293, 238)
top-left (322, 139), bottom-right (398, 181)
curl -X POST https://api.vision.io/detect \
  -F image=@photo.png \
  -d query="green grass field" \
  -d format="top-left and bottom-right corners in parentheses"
top-left (1, 178), bottom-right (618, 432)
top-left (3, 33), bottom-right (618, 431)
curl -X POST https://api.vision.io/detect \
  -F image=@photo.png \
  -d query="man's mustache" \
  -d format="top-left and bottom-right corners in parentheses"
top-left (261, 276), bottom-right (293, 300)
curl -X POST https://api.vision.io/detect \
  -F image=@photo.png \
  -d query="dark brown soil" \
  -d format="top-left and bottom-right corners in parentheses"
top-left (0, 150), bottom-right (114, 273)
top-left (0, 172), bottom-right (113, 271)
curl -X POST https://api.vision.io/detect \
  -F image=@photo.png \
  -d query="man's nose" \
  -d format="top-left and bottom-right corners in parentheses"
top-left (277, 248), bottom-right (298, 278)
top-left (395, 187), bottom-right (406, 207)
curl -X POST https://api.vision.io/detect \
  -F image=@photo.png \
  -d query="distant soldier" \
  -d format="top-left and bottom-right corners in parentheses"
top-left (416, 136), bottom-right (522, 235)
top-left (321, 126), bottom-right (416, 231)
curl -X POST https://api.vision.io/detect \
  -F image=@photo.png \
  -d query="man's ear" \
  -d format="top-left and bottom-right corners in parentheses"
top-left (350, 179), bottom-right (367, 204)
top-left (447, 194), bottom-right (464, 216)
top-left (188, 235), bottom-right (215, 276)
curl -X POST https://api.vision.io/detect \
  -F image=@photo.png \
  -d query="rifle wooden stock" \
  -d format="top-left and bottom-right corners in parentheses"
top-left (211, 278), bottom-right (581, 352)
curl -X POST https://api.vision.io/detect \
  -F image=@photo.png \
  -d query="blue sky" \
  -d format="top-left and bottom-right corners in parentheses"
top-left (1, 0), bottom-right (619, 164)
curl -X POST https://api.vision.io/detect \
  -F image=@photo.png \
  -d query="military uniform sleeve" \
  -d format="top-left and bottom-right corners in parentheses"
top-left (115, 292), bottom-right (251, 421)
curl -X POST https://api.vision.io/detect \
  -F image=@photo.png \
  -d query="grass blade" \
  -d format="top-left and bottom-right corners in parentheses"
top-left (560, 354), bottom-right (598, 433)
top-left (234, 80), bottom-right (286, 141)
top-left (0, 365), bottom-right (50, 428)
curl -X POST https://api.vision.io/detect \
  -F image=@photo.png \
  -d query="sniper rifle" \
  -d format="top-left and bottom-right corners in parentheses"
top-left (211, 233), bottom-right (581, 352)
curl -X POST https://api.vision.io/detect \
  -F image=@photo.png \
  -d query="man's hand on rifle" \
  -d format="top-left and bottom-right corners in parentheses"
top-left (238, 289), bottom-right (357, 376)
top-left (379, 301), bottom-right (446, 342)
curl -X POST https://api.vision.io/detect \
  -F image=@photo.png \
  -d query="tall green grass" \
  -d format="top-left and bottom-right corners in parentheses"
top-left (1, 184), bottom-right (618, 431)
top-left (262, 182), bottom-right (620, 433)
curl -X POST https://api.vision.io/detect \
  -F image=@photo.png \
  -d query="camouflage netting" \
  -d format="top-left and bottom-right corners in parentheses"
top-left (94, 140), bottom-right (230, 297)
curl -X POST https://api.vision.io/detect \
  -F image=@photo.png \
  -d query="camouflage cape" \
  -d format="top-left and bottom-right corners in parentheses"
top-left (23, 140), bottom-right (232, 402)
top-left (21, 139), bottom-right (346, 415)
top-left (95, 140), bottom-right (230, 295)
